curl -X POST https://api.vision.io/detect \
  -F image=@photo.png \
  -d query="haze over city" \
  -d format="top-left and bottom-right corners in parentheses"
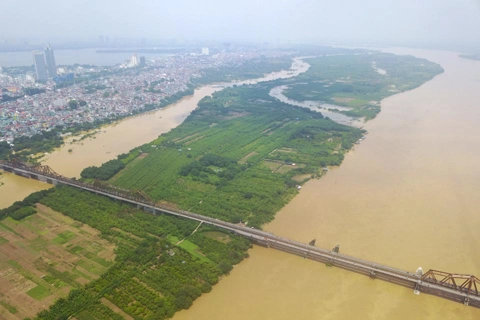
top-left (1, 0), bottom-right (480, 49)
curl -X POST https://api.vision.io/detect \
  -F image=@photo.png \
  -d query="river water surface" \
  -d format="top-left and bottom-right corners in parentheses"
top-left (172, 49), bottom-right (480, 319)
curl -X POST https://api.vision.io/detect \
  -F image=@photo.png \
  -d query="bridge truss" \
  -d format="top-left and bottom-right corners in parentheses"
top-left (422, 270), bottom-right (480, 296)
top-left (0, 159), bottom-right (155, 206)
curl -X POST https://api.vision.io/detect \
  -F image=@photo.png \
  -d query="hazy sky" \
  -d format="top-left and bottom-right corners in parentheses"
top-left (2, 0), bottom-right (480, 47)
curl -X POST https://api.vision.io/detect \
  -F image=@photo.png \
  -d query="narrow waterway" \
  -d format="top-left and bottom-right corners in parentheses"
top-left (0, 58), bottom-right (309, 209)
top-left (173, 49), bottom-right (480, 319)
top-left (269, 84), bottom-right (363, 127)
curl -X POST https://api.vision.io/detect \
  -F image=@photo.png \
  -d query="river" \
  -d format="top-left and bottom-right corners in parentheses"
top-left (172, 49), bottom-right (480, 320)
top-left (0, 58), bottom-right (309, 209)
top-left (269, 85), bottom-right (363, 127)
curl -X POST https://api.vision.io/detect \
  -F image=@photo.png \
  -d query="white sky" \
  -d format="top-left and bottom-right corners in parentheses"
top-left (2, 0), bottom-right (480, 48)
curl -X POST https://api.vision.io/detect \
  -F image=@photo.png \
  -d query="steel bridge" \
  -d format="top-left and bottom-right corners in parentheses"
top-left (1, 159), bottom-right (479, 308)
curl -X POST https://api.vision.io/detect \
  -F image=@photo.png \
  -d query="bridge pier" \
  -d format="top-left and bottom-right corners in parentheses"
top-left (414, 283), bottom-right (421, 295)
top-left (464, 297), bottom-right (470, 306)
top-left (326, 258), bottom-right (334, 267)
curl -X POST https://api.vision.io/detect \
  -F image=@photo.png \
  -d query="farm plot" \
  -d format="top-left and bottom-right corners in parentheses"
top-left (0, 204), bottom-right (115, 319)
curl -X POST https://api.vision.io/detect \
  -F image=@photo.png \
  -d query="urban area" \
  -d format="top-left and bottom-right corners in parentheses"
top-left (0, 45), bottom-right (283, 144)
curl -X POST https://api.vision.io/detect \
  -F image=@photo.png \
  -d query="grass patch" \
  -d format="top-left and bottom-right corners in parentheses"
top-left (53, 230), bottom-right (76, 245)
top-left (75, 259), bottom-right (106, 276)
top-left (0, 301), bottom-right (17, 314)
top-left (7, 260), bottom-right (22, 270)
top-left (72, 267), bottom-right (93, 281)
top-left (202, 231), bottom-right (231, 243)
top-left (76, 309), bottom-right (97, 320)
top-left (0, 236), bottom-right (8, 245)
top-left (178, 240), bottom-right (212, 264)
top-left (84, 252), bottom-right (113, 268)
top-left (68, 245), bottom-right (85, 254)
top-left (42, 274), bottom-right (67, 288)
top-left (26, 284), bottom-right (51, 300)
top-left (29, 236), bottom-right (49, 251)
top-left (168, 235), bottom-right (212, 263)
top-left (0, 221), bottom-right (22, 237)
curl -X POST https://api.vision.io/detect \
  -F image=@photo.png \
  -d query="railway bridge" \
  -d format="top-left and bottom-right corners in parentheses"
top-left (1, 159), bottom-right (479, 308)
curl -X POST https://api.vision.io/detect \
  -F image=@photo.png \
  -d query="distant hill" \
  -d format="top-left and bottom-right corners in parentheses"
top-left (459, 54), bottom-right (480, 61)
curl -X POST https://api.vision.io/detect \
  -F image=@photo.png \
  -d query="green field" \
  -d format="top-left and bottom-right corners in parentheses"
top-left (27, 284), bottom-right (51, 300)
top-left (0, 235), bottom-right (8, 244)
top-left (111, 82), bottom-right (363, 227)
top-left (282, 53), bottom-right (443, 119)
top-left (53, 230), bottom-right (76, 245)
top-left (0, 301), bottom-right (18, 314)
top-left (16, 186), bottom-right (252, 319)
top-left (168, 235), bottom-right (212, 264)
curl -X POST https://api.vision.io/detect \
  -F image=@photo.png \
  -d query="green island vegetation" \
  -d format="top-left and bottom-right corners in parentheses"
top-left (0, 187), bottom-right (250, 320)
top-left (109, 82), bottom-right (363, 227)
top-left (281, 53), bottom-right (443, 119)
top-left (81, 159), bottom-right (126, 180)
top-left (192, 55), bottom-right (292, 85)
top-left (0, 140), bottom-right (11, 159)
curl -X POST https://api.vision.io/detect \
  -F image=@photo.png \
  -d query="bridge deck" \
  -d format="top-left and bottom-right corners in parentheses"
top-left (1, 161), bottom-right (479, 308)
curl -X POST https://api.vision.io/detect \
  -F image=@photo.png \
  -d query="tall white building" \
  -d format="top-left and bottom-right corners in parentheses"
top-left (44, 44), bottom-right (57, 77)
top-left (130, 54), bottom-right (139, 67)
top-left (32, 51), bottom-right (48, 81)
top-left (201, 47), bottom-right (210, 55)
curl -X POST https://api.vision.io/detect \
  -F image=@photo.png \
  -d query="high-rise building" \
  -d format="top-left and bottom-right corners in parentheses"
top-left (130, 54), bottom-right (139, 67)
top-left (44, 44), bottom-right (57, 77)
top-left (32, 51), bottom-right (48, 81)
top-left (139, 56), bottom-right (146, 66)
top-left (201, 47), bottom-right (210, 55)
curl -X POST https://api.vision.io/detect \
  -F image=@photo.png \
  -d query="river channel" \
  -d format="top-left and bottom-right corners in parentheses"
top-left (172, 49), bottom-right (480, 320)
top-left (0, 58), bottom-right (309, 208)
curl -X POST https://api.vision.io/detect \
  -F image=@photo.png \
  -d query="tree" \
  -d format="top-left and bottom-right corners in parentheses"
top-left (68, 100), bottom-right (79, 109)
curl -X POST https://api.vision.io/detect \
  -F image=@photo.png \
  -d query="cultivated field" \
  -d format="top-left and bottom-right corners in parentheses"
top-left (0, 204), bottom-right (115, 319)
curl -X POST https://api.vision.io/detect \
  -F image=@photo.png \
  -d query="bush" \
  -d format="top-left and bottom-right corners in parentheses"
top-left (10, 206), bottom-right (36, 220)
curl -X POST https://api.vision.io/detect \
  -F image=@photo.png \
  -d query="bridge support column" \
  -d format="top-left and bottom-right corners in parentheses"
top-left (414, 283), bottom-right (420, 295)
top-left (464, 297), bottom-right (470, 306)
top-left (370, 271), bottom-right (376, 279)
top-left (326, 258), bottom-right (334, 267)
